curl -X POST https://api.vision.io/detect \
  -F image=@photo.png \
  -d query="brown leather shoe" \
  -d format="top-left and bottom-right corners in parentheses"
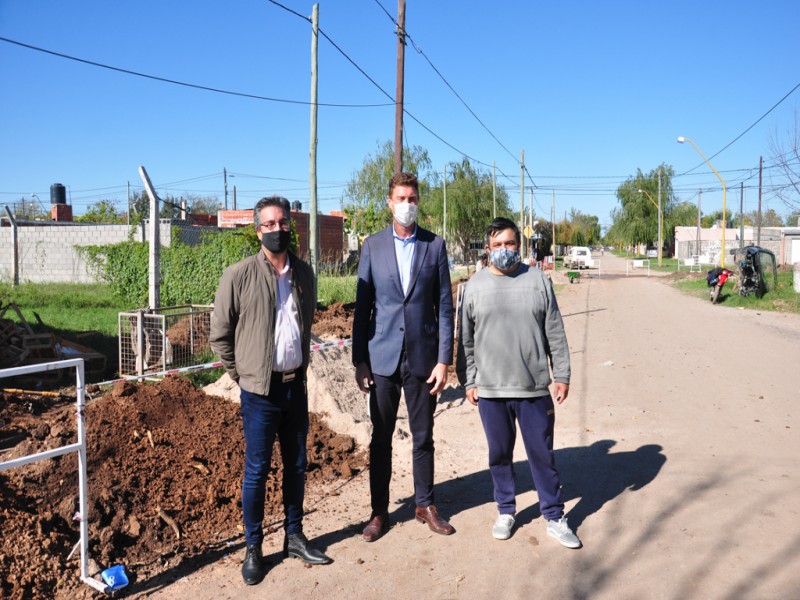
top-left (362, 513), bottom-right (389, 542)
top-left (415, 505), bottom-right (455, 535)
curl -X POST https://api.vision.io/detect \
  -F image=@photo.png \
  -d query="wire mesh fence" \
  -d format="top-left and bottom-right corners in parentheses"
top-left (118, 305), bottom-right (213, 377)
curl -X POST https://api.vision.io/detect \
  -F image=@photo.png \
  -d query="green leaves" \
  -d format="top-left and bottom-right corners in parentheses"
top-left (78, 228), bottom-right (260, 307)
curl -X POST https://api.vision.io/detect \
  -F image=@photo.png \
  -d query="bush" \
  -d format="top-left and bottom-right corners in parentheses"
top-left (79, 228), bottom-right (260, 306)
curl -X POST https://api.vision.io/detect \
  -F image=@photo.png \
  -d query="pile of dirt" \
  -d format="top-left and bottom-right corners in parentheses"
top-left (0, 376), bottom-right (364, 599)
top-left (0, 281), bottom-right (466, 599)
top-left (310, 302), bottom-right (354, 340)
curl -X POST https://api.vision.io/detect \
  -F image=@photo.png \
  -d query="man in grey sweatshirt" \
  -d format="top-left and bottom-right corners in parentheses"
top-left (456, 217), bottom-right (581, 548)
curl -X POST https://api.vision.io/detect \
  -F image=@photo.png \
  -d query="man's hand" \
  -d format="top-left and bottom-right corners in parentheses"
top-left (355, 362), bottom-right (373, 393)
top-left (553, 382), bottom-right (570, 405)
top-left (466, 387), bottom-right (479, 406)
top-left (426, 362), bottom-right (448, 395)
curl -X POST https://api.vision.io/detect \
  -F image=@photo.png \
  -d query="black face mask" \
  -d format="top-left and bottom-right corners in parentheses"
top-left (261, 229), bottom-right (291, 254)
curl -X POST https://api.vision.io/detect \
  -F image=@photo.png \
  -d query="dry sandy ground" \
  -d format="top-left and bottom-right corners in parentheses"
top-left (139, 253), bottom-right (800, 600)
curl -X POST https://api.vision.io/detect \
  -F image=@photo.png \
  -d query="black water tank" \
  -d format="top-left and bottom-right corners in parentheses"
top-left (291, 200), bottom-right (302, 211)
top-left (50, 183), bottom-right (67, 204)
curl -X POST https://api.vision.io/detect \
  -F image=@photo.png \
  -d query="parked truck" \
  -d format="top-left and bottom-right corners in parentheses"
top-left (563, 246), bottom-right (594, 269)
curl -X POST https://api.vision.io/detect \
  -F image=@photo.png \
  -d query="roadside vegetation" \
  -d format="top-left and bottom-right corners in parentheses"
top-left (672, 267), bottom-right (800, 313)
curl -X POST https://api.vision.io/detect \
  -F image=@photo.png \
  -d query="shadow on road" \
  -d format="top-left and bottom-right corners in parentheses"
top-left (393, 438), bottom-right (667, 533)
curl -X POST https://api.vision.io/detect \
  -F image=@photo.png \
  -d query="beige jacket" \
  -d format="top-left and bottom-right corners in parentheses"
top-left (209, 251), bottom-right (316, 396)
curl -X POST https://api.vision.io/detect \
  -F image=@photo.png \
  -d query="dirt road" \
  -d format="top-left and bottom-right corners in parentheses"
top-left (138, 254), bottom-right (800, 599)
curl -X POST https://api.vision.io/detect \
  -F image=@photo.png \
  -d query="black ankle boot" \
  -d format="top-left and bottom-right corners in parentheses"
top-left (283, 533), bottom-right (332, 565)
top-left (241, 544), bottom-right (264, 585)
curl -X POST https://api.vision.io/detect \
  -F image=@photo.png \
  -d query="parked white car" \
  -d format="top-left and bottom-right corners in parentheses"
top-left (563, 246), bottom-right (594, 269)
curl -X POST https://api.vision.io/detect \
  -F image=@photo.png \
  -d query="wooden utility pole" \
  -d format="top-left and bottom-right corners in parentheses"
top-left (309, 4), bottom-right (319, 276)
top-left (520, 150), bottom-right (525, 258)
top-left (739, 182), bottom-right (744, 249)
top-left (233, 185), bottom-right (237, 210)
top-left (757, 155), bottom-right (763, 246)
top-left (393, 0), bottom-right (406, 174)
top-left (442, 163), bottom-right (447, 241)
top-left (492, 161), bottom-right (497, 218)
top-left (551, 190), bottom-right (556, 258)
top-left (223, 167), bottom-right (228, 210)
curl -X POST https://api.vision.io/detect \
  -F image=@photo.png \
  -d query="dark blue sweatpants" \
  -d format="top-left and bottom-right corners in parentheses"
top-left (477, 395), bottom-right (564, 520)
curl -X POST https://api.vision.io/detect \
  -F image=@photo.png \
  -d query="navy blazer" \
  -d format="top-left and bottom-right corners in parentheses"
top-left (352, 225), bottom-right (454, 378)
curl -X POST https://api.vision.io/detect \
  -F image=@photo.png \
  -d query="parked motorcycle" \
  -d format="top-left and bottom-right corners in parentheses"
top-left (706, 267), bottom-right (734, 304)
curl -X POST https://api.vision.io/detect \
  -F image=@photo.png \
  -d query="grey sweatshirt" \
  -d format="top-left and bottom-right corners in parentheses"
top-left (456, 263), bottom-right (570, 398)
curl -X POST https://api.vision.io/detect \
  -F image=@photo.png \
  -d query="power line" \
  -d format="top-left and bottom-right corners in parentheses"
top-left (680, 80), bottom-right (800, 175)
top-left (0, 35), bottom-right (393, 108)
top-left (371, 0), bottom-right (519, 166)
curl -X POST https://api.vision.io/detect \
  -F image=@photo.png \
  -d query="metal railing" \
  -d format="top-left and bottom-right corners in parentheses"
top-left (0, 359), bottom-right (108, 594)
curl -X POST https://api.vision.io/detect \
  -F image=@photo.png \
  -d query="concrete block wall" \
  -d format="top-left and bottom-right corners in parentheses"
top-left (0, 222), bottom-right (178, 284)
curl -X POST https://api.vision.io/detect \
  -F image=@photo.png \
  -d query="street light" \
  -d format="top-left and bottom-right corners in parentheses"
top-left (677, 136), bottom-right (727, 268)
top-left (30, 193), bottom-right (42, 220)
top-left (638, 188), bottom-right (663, 267)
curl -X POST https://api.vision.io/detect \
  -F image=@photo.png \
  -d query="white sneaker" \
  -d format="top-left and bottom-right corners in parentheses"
top-left (492, 513), bottom-right (516, 540)
top-left (546, 517), bottom-right (581, 548)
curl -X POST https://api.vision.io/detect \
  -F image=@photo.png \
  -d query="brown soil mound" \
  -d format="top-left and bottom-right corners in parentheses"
top-left (0, 376), bottom-right (363, 599)
top-left (311, 302), bottom-right (354, 340)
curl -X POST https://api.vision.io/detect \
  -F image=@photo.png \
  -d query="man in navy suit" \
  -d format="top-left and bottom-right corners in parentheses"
top-left (352, 172), bottom-right (455, 542)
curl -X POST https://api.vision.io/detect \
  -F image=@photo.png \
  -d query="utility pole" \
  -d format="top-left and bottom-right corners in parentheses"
top-left (492, 161), bottom-right (497, 218)
top-left (739, 182), bottom-right (744, 249)
top-left (696, 189), bottom-right (702, 256)
top-left (520, 150), bottom-right (526, 258)
top-left (309, 3), bottom-right (319, 276)
top-left (442, 163), bottom-right (447, 241)
top-left (551, 190), bottom-right (556, 259)
top-left (757, 155), bottom-right (763, 246)
top-left (393, 0), bottom-right (406, 175)
top-left (657, 169), bottom-right (663, 267)
top-left (529, 188), bottom-right (534, 259)
top-left (223, 167), bottom-right (228, 210)
top-left (127, 180), bottom-right (131, 225)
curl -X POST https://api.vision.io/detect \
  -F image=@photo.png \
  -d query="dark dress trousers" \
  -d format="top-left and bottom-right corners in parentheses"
top-left (352, 225), bottom-right (454, 513)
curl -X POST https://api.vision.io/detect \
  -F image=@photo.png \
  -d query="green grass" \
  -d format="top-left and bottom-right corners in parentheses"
top-left (317, 274), bottom-right (357, 305)
top-left (1, 282), bottom-right (134, 381)
top-left (673, 268), bottom-right (800, 313)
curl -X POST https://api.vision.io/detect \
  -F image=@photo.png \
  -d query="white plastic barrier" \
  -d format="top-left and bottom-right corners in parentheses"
top-left (626, 259), bottom-right (651, 277)
top-left (0, 359), bottom-right (108, 594)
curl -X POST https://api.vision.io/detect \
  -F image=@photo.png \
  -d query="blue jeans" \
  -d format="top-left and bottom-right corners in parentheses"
top-left (240, 378), bottom-right (308, 546)
top-left (478, 395), bottom-right (564, 520)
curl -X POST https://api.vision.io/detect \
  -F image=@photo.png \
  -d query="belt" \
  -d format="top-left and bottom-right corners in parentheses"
top-left (271, 368), bottom-right (301, 383)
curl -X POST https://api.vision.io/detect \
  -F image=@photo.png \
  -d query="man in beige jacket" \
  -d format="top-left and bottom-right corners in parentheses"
top-left (210, 196), bottom-right (330, 586)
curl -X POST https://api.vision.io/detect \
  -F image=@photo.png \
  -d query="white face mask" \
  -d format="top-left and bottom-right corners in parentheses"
top-left (392, 201), bottom-right (418, 227)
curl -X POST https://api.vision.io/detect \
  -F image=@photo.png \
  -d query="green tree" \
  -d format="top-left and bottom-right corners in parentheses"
top-left (129, 190), bottom-right (191, 223)
top-left (700, 209), bottom-right (734, 229)
top-left (342, 140), bottom-right (433, 236)
top-left (609, 165), bottom-right (676, 249)
top-left (567, 209), bottom-right (600, 246)
top-left (425, 158), bottom-right (513, 259)
top-left (185, 194), bottom-right (223, 216)
top-left (76, 199), bottom-right (126, 223)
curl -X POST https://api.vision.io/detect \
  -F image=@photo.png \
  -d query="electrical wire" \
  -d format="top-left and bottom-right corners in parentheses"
top-left (0, 35), bottom-right (393, 109)
top-left (372, 0), bottom-right (519, 167)
top-left (679, 80), bottom-right (800, 175)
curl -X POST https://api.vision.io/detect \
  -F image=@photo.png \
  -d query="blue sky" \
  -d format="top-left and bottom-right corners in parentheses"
top-left (2, 0), bottom-right (799, 228)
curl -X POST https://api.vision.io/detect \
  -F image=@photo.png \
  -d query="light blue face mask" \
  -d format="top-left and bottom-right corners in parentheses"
top-left (489, 248), bottom-right (520, 270)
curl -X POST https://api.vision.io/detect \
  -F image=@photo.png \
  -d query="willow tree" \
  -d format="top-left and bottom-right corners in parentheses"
top-left (425, 158), bottom-right (512, 259)
top-left (342, 140), bottom-right (432, 236)
top-left (611, 165), bottom-right (676, 249)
